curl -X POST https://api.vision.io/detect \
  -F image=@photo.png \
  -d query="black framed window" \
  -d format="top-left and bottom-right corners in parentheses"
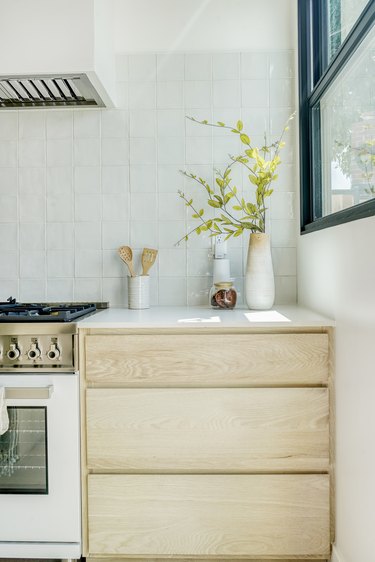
top-left (299, 0), bottom-right (375, 233)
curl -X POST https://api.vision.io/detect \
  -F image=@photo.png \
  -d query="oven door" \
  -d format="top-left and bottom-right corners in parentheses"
top-left (0, 373), bottom-right (81, 547)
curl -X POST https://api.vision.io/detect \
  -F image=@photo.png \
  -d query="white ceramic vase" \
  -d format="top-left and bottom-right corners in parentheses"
top-left (245, 233), bottom-right (275, 310)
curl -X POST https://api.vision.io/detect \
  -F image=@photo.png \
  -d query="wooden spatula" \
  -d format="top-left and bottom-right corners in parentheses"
top-left (141, 248), bottom-right (158, 275)
top-left (118, 245), bottom-right (136, 277)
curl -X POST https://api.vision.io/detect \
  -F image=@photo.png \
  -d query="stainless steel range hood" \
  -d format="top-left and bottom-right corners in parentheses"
top-left (0, 0), bottom-right (117, 110)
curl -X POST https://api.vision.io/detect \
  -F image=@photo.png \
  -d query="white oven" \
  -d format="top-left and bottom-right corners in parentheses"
top-left (0, 372), bottom-right (81, 559)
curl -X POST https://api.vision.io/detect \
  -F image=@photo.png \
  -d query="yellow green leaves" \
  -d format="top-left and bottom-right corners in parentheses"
top-left (237, 120), bottom-right (243, 131)
top-left (208, 199), bottom-right (221, 208)
top-left (240, 133), bottom-right (251, 145)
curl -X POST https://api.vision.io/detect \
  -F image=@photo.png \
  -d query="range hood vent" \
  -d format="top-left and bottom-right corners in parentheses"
top-left (0, 74), bottom-right (105, 109)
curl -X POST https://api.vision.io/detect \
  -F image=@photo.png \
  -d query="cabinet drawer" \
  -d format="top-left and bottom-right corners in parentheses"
top-left (85, 333), bottom-right (329, 386)
top-left (88, 474), bottom-right (330, 558)
top-left (86, 388), bottom-right (329, 472)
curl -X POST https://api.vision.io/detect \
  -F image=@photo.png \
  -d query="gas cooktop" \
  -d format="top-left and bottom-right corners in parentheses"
top-left (0, 298), bottom-right (97, 322)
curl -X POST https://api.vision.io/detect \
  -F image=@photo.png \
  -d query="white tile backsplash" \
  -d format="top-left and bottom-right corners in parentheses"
top-left (0, 49), bottom-right (296, 306)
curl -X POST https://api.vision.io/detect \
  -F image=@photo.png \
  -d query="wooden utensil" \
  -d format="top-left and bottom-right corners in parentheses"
top-left (141, 248), bottom-right (158, 275)
top-left (118, 245), bottom-right (136, 277)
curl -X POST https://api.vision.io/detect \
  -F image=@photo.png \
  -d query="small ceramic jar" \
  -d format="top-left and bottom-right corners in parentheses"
top-left (209, 281), bottom-right (237, 309)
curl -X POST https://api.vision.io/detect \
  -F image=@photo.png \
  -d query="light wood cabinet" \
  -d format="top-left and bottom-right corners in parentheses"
top-left (80, 327), bottom-right (334, 561)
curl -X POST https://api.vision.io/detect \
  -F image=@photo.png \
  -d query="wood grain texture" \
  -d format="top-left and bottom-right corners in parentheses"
top-left (87, 558), bottom-right (327, 561)
top-left (86, 388), bottom-right (329, 472)
top-left (88, 474), bottom-right (330, 558)
top-left (85, 333), bottom-right (329, 386)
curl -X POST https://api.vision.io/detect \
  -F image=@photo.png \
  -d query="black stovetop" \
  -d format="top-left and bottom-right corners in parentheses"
top-left (0, 298), bottom-right (97, 322)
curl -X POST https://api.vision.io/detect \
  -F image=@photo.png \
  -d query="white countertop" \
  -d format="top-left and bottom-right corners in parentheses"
top-left (78, 305), bottom-right (335, 329)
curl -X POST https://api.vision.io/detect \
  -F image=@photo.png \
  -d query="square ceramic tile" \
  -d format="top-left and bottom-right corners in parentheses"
top-left (102, 277), bottom-right (127, 307)
top-left (131, 193), bottom-right (157, 220)
top-left (187, 276), bottom-right (212, 306)
top-left (19, 167), bottom-right (45, 196)
top-left (74, 166), bottom-right (101, 194)
top-left (19, 140), bottom-right (46, 167)
top-left (185, 109), bottom-right (213, 136)
top-left (101, 138), bottom-right (129, 165)
top-left (74, 222), bottom-right (101, 249)
top-left (47, 249), bottom-right (74, 277)
top-left (0, 113), bottom-right (17, 140)
top-left (47, 139), bottom-right (72, 166)
top-left (130, 165), bottom-right (157, 193)
top-left (19, 111), bottom-right (45, 139)
top-left (159, 277), bottom-right (187, 305)
top-left (102, 194), bottom-right (129, 221)
top-left (270, 79), bottom-right (294, 107)
top-left (129, 54), bottom-right (157, 82)
top-left (130, 138), bottom-right (156, 164)
top-left (213, 53), bottom-right (240, 80)
top-left (129, 82), bottom-right (156, 109)
top-left (0, 251), bottom-right (18, 278)
top-left (157, 137), bottom-right (185, 164)
top-left (270, 219), bottom-right (297, 247)
top-left (73, 110), bottom-right (100, 138)
top-left (75, 194), bottom-right (101, 222)
top-left (75, 250), bottom-right (102, 277)
top-left (187, 249), bottom-right (213, 276)
top-left (270, 107), bottom-right (296, 136)
top-left (115, 54), bottom-right (129, 81)
top-left (157, 109), bottom-right (185, 137)
top-left (186, 137), bottom-right (212, 165)
top-left (274, 275), bottom-right (297, 304)
top-left (159, 249), bottom-right (186, 277)
top-left (157, 82), bottom-right (183, 109)
top-left (213, 135), bottom-right (240, 163)
top-left (130, 220), bottom-right (158, 248)
top-left (20, 223), bottom-right (45, 250)
top-left (159, 220), bottom-right (186, 248)
top-left (0, 196), bottom-right (17, 222)
top-left (103, 166), bottom-right (129, 194)
top-left (272, 247), bottom-right (297, 276)
top-left (186, 221), bottom-right (212, 249)
top-left (102, 250), bottom-right (125, 278)
top-left (269, 51), bottom-right (295, 79)
top-left (46, 191), bottom-right (72, 223)
top-left (241, 80), bottom-right (269, 107)
top-left (74, 278), bottom-right (102, 301)
top-left (158, 165), bottom-right (185, 193)
top-left (157, 54), bottom-right (184, 81)
top-left (74, 138), bottom-right (100, 166)
top-left (20, 251), bottom-right (46, 278)
top-left (213, 80), bottom-right (240, 107)
top-left (20, 195), bottom-right (46, 223)
top-left (241, 53), bottom-right (269, 79)
top-left (116, 82), bottom-right (129, 109)
top-left (0, 141), bottom-right (17, 167)
top-left (46, 278), bottom-right (74, 301)
top-left (102, 221), bottom-right (129, 250)
top-left (270, 192), bottom-right (295, 220)
top-left (47, 222), bottom-right (74, 250)
top-left (185, 54), bottom-right (212, 81)
top-left (158, 193), bottom-right (186, 221)
top-left (19, 279), bottom-right (46, 301)
top-left (129, 109), bottom-right (156, 137)
top-left (241, 108), bottom-right (270, 137)
top-left (183, 164), bottom-right (214, 191)
top-left (101, 110), bottom-right (128, 138)
top-left (0, 223), bottom-right (18, 251)
top-left (0, 279), bottom-right (19, 299)
top-left (184, 81), bottom-right (212, 108)
top-left (46, 111), bottom-right (73, 139)
top-left (46, 167), bottom-right (72, 194)
top-left (0, 168), bottom-right (17, 195)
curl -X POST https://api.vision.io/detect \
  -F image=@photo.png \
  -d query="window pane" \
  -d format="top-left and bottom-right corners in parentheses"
top-left (319, 25), bottom-right (375, 217)
top-left (329, 0), bottom-right (370, 62)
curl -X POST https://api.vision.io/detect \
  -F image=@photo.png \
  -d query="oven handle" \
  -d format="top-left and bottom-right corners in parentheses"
top-left (4, 385), bottom-right (54, 400)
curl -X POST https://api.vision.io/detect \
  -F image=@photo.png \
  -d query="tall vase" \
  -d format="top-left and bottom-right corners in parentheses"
top-left (245, 233), bottom-right (275, 310)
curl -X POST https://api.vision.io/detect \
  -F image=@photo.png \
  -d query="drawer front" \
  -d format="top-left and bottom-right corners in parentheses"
top-left (88, 474), bottom-right (330, 557)
top-left (85, 333), bottom-right (329, 386)
top-left (86, 388), bottom-right (329, 472)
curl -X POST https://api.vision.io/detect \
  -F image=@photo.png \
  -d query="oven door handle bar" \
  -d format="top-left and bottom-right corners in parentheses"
top-left (4, 385), bottom-right (54, 400)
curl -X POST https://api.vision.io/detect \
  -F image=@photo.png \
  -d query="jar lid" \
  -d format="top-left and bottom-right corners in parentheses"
top-left (214, 281), bottom-right (233, 288)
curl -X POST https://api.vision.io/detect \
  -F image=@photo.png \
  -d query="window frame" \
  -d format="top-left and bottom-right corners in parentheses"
top-left (298, 0), bottom-right (375, 234)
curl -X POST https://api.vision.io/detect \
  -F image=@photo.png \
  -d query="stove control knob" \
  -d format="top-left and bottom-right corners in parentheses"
top-left (27, 343), bottom-right (41, 360)
top-left (47, 343), bottom-right (60, 361)
top-left (7, 343), bottom-right (20, 361)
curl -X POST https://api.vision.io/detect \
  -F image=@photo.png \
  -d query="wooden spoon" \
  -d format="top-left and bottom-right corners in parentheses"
top-left (118, 245), bottom-right (136, 277)
top-left (141, 248), bottom-right (158, 275)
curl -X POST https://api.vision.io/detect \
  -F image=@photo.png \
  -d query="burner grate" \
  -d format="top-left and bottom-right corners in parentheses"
top-left (0, 300), bottom-right (97, 322)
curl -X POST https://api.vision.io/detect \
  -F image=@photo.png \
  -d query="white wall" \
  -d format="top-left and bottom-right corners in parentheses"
top-left (298, 216), bottom-right (375, 562)
top-left (113, 0), bottom-right (295, 53)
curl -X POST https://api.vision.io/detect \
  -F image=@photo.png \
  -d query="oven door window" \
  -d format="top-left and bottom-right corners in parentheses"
top-left (0, 407), bottom-right (48, 494)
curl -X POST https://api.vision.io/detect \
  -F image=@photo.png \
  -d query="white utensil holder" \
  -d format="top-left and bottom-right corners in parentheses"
top-left (128, 275), bottom-right (150, 309)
